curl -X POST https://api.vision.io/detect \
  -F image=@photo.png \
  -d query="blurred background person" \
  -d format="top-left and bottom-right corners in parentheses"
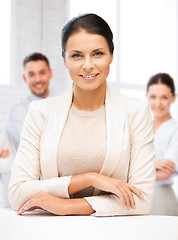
top-left (0, 127), bottom-right (14, 207)
top-left (146, 72), bottom-right (178, 216)
top-left (7, 52), bottom-right (53, 151)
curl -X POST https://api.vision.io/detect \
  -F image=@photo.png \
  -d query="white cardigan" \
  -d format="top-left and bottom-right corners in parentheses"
top-left (8, 88), bottom-right (155, 216)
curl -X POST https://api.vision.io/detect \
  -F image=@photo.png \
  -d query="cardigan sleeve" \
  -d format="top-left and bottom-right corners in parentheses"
top-left (8, 101), bottom-right (71, 210)
top-left (85, 103), bottom-right (156, 216)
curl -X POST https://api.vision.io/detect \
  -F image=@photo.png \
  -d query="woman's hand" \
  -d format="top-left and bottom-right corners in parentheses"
top-left (18, 192), bottom-right (68, 215)
top-left (156, 159), bottom-right (175, 180)
top-left (156, 169), bottom-right (173, 180)
top-left (69, 172), bottom-right (143, 210)
top-left (156, 159), bottom-right (175, 172)
top-left (89, 173), bottom-right (144, 210)
top-left (17, 192), bottom-right (94, 216)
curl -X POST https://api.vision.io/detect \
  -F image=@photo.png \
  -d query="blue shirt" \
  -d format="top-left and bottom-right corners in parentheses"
top-left (7, 91), bottom-right (51, 151)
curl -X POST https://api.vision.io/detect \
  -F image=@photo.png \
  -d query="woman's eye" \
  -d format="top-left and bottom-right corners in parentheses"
top-left (94, 52), bottom-right (103, 56)
top-left (72, 54), bottom-right (81, 58)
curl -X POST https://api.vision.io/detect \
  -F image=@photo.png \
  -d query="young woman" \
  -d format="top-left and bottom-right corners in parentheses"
top-left (146, 73), bottom-right (178, 215)
top-left (8, 14), bottom-right (155, 217)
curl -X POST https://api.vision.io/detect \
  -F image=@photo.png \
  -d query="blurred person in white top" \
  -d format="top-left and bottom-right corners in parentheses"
top-left (146, 72), bottom-right (178, 215)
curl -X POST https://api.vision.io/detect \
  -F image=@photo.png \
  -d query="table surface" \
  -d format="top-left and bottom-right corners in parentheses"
top-left (0, 207), bottom-right (178, 240)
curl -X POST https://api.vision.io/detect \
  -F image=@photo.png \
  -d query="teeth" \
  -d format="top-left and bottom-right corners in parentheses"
top-left (35, 85), bottom-right (43, 89)
top-left (82, 74), bottom-right (96, 78)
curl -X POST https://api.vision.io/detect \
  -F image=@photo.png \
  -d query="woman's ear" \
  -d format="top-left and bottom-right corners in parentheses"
top-left (172, 93), bottom-right (177, 103)
top-left (110, 54), bottom-right (114, 64)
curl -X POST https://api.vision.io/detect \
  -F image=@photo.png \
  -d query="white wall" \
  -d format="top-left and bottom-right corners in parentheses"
top-left (11, 0), bottom-right (70, 90)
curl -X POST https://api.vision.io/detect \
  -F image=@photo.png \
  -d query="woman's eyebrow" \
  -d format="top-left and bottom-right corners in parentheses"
top-left (69, 50), bottom-right (82, 53)
top-left (69, 48), bottom-right (105, 54)
top-left (92, 48), bottom-right (104, 52)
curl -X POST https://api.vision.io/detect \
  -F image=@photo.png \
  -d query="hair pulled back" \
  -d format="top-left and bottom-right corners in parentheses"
top-left (61, 13), bottom-right (114, 57)
top-left (147, 73), bottom-right (175, 95)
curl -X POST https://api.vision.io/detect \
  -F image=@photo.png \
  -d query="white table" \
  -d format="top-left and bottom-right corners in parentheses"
top-left (0, 207), bottom-right (178, 240)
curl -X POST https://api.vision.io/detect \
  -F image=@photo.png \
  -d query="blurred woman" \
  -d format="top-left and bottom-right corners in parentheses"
top-left (146, 72), bottom-right (178, 215)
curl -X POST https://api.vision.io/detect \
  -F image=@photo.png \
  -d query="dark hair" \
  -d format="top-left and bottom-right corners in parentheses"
top-left (61, 13), bottom-right (114, 57)
top-left (23, 52), bottom-right (50, 69)
top-left (147, 73), bottom-right (175, 96)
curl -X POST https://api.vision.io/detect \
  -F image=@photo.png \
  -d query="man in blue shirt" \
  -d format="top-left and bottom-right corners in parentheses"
top-left (7, 52), bottom-right (53, 151)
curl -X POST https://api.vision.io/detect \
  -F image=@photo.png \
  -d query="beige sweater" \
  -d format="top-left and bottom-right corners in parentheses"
top-left (57, 104), bottom-right (106, 198)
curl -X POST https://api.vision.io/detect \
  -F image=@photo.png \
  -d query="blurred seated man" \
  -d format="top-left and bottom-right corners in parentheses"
top-left (7, 52), bottom-right (53, 151)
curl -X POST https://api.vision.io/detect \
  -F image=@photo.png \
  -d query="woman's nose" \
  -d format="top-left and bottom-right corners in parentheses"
top-left (155, 99), bottom-right (162, 106)
top-left (82, 57), bottom-right (94, 71)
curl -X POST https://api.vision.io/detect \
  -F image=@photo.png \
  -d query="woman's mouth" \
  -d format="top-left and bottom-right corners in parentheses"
top-left (153, 108), bottom-right (164, 113)
top-left (80, 73), bottom-right (99, 81)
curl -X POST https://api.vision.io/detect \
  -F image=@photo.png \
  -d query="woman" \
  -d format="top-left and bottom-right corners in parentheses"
top-left (146, 73), bottom-right (178, 215)
top-left (9, 14), bottom-right (155, 217)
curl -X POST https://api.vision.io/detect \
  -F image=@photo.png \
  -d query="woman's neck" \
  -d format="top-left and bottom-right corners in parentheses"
top-left (73, 83), bottom-right (106, 111)
top-left (153, 113), bottom-right (172, 134)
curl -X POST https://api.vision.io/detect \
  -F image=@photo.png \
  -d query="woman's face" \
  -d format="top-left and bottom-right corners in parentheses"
top-left (63, 29), bottom-right (113, 91)
top-left (146, 83), bottom-right (176, 119)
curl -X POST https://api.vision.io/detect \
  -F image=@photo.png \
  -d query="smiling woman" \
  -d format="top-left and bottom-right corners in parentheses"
top-left (8, 14), bottom-right (155, 217)
top-left (146, 73), bottom-right (178, 215)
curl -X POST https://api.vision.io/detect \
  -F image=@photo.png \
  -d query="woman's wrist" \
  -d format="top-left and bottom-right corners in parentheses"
top-left (68, 172), bottom-right (97, 195)
top-left (65, 198), bottom-right (95, 215)
top-left (86, 172), bottom-right (98, 188)
top-left (84, 172), bottom-right (97, 186)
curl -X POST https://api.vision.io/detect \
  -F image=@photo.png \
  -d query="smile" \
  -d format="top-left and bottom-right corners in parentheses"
top-left (34, 84), bottom-right (44, 89)
top-left (80, 74), bottom-right (98, 79)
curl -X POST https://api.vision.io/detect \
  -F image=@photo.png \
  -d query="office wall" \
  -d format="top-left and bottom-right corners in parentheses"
top-left (11, 0), bottom-right (70, 90)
